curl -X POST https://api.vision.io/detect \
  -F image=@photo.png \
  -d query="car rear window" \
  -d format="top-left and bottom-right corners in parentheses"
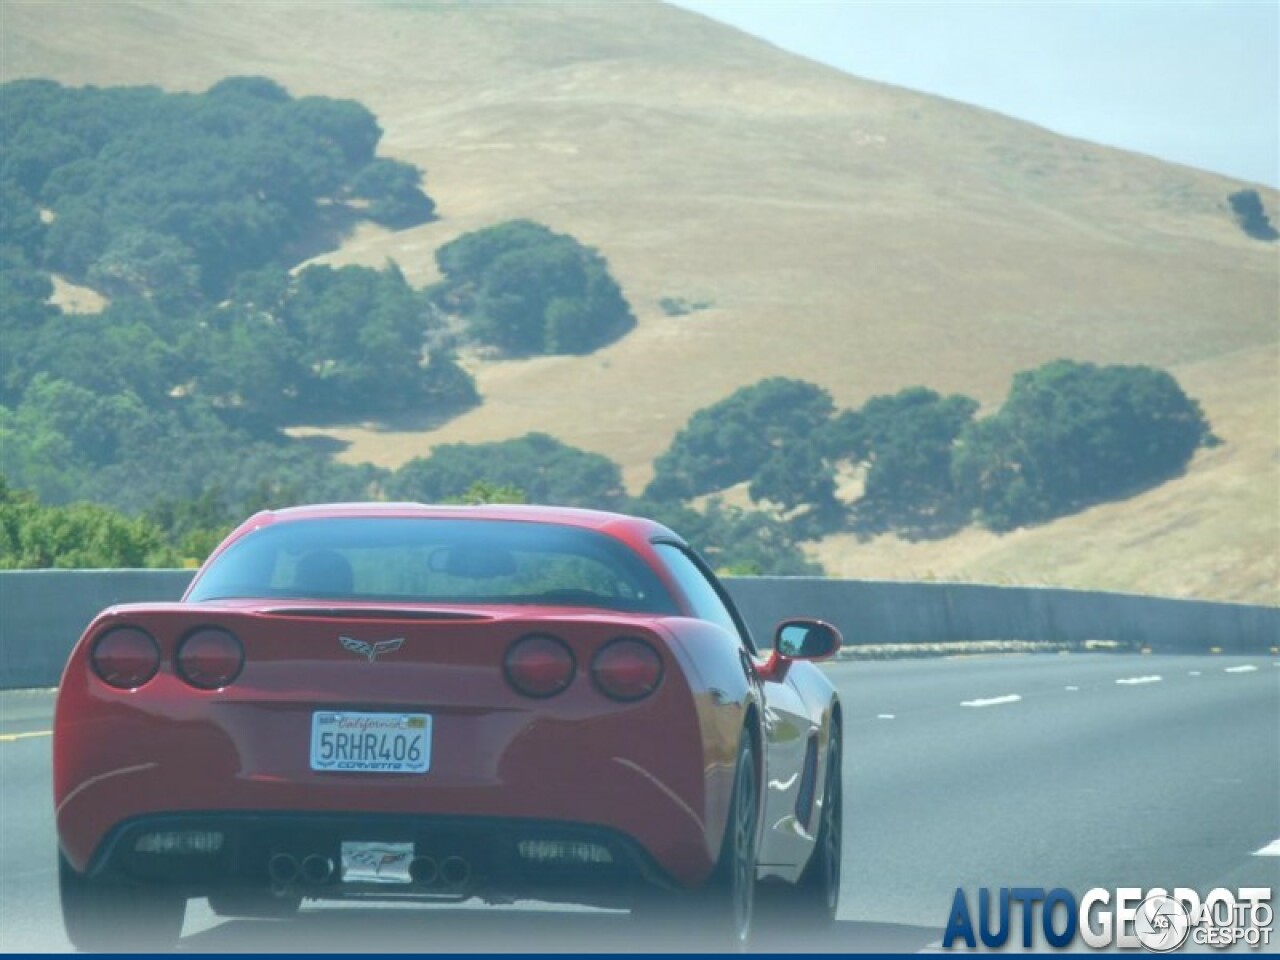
top-left (187, 517), bottom-right (678, 614)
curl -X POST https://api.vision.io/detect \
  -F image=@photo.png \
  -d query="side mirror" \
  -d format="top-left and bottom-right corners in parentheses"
top-left (774, 619), bottom-right (841, 661)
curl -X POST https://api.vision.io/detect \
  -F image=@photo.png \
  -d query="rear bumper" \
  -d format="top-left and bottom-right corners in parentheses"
top-left (54, 701), bottom-right (721, 888)
top-left (54, 618), bottom-right (734, 891)
top-left (79, 812), bottom-right (677, 908)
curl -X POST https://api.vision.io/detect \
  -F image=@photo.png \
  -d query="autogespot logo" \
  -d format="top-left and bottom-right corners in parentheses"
top-left (942, 886), bottom-right (1273, 951)
top-left (1134, 894), bottom-right (1191, 952)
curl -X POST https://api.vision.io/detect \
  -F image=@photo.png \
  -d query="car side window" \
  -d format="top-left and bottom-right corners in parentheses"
top-left (652, 542), bottom-right (755, 653)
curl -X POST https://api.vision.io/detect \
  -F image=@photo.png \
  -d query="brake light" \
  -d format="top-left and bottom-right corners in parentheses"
top-left (504, 634), bottom-right (576, 698)
top-left (176, 627), bottom-right (244, 690)
top-left (90, 627), bottom-right (161, 689)
top-left (591, 637), bottom-right (663, 701)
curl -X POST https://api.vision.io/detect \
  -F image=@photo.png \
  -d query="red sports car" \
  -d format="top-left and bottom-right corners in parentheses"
top-left (54, 503), bottom-right (842, 950)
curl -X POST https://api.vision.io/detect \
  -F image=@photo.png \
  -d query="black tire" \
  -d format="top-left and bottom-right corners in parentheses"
top-left (58, 851), bottom-right (185, 952)
top-left (207, 887), bottom-right (302, 919)
top-left (707, 730), bottom-right (760, 947)
top-left (796, 725), bottom-right (842, 925)
top-left (632, 731), bottom-right (760, 948)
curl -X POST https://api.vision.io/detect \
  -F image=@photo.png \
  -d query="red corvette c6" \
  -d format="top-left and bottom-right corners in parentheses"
top-left (54, 503), bottom-right (842, 949)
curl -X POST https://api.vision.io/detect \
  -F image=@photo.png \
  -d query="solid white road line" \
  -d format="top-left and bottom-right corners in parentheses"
top-left (960, 695), bottom-right (1022, 708)
top-left (1116, 675), bottom-right (1163, 685)
top-left (1225, 665), bottom-right (1259, 674)
top-left (0, 730), bottom-right (51, 743)
top-left (1254, 838), bottom-right (1280, 857)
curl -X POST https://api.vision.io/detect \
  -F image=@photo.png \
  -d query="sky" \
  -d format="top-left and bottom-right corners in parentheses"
top-left (669, 1), bottom-right (1279, 188)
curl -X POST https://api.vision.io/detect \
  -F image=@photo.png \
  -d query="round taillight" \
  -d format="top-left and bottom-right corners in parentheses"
top-left (176, 627), bottom-right (244, 690)
top-left (504, 634), bottom-right (576, 698)
top-left (591, 637), bottom-right (663, 702)
top-left (91, 627), bottom-right (161, 690)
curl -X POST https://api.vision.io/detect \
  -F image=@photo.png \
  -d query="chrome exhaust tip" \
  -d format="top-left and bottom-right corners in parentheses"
top-left (409, 856), bottom-right (439, 887)
top-left (267, 852), bottom-right (299, 890)
top-left (300, 854), bottom-right (334, 884)
top-left (440, 855), bottom-right (470, 889)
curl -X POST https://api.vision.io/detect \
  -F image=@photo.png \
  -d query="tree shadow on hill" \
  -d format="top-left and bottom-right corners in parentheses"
top-left (287, 389), bottom-right (479, 436)
top-left (846, 498), bottom-right (971, 543)
top-left (288, 433), bottom-right (351, 457)
top-left (361, 404), bottom-right (478, 433)
top-left (279, 204), bottom-right (367, 268)
top-left (281, 194), bottom-right (442, 267)
top-left (282, 192), bottom-right (442, 270)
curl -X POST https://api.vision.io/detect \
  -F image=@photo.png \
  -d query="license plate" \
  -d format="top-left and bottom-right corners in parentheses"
top-left (310, 712), bottom-right (431, 773)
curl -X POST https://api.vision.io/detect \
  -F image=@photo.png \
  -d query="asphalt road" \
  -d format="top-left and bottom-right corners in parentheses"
top-left (1, 653), bottom-right (1276, 953)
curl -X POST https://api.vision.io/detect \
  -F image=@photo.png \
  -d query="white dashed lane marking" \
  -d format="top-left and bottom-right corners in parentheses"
top-left (960, 695), bottom-right (1022, 708)
top-left (876, 714), bottom-right (895, 720)
top-left (1254, 838), bottom-right (1280, 857)
top-left (1065, 686), bottom-right (1079, 691)
top-left (1189, 671), bottom-right (1202, 676)
top-left (1116, 675), bottom-right (1162, 685)
top-left (1225, 665), bottom-right (1259, 674)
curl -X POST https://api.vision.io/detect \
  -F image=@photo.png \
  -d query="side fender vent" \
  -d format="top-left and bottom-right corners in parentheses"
top-left (794, 735), bottom-right (819, 830)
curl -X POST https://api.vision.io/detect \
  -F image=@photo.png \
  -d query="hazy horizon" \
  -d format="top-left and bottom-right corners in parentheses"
top-left (671, 1), bottom-right (1279, 189)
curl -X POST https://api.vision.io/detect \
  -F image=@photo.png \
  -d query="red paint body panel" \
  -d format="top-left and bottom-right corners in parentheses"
top-left (57, 604), bottom-right (715, 881)
top-left (53, 504), bottom-right (838, 902)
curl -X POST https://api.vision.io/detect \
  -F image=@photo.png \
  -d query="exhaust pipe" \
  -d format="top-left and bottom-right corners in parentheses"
top-left (409, 856), bottom-right (439, 887)
top-left (440, 855), bottom-right (470, 889)
top-left (300, 854), bottom-right (334, 885)
top-left (268, 852), bottom-right (299, 893)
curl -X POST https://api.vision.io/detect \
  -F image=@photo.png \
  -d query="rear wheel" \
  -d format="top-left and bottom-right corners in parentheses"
top-left (708, 730), bottom-right (759, 946)
top-left (796, 725), bottom-right (842, 924)
top-left (629, 730), bottom-right (759, 948)
top-left (58, 850), bottom-right (185, 952)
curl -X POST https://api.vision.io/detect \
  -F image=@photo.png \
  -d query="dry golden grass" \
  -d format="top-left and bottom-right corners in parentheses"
top-left (812, 345), bottom-right (1279, 604)
top-left (4, 0), bottom-right (1276, 602)
top-left (47, 275), bottom-right (107, 315)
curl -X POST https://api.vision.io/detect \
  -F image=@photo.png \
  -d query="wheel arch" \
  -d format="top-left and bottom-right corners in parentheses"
top-left (742, 702), bottom-right (765, 841)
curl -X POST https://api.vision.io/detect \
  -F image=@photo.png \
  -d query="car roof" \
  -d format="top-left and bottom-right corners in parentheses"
top-left (243, 502), bottom-right (681, 545)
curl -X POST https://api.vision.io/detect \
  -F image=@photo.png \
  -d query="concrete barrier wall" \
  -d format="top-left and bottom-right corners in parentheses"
top-left (0, 571), bottom-right (1276, 688)
top-left (726, 578), bottom-right (1279, 652)
top-left (0, 570), bottom-right (195, 689)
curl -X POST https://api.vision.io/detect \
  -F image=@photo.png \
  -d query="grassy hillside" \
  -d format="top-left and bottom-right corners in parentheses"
top-left (3, 0), bottom-right (1276, 602)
